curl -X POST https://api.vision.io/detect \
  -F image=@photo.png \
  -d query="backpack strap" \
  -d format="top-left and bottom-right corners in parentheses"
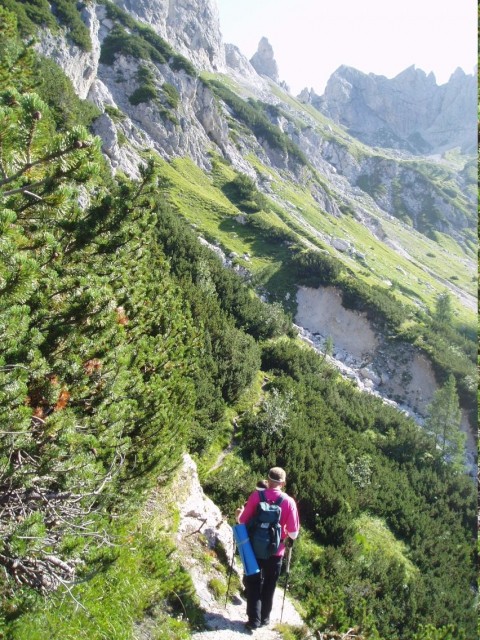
top-left (275, 494), bottom-right (286, 542)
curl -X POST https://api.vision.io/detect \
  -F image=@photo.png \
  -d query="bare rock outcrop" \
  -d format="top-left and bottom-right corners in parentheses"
top-left (225, 43), bottom-right (272, 99)
top-left (34, 1), bottom-right (248, 173)
top-left (113, 0), bottom-right (226, 72)
top-left (250, 37), bottom-right (279, 83)
top-left (35, 3), bottom-right (101, 99)
top-left (295, 286), bottom-right (477, 473)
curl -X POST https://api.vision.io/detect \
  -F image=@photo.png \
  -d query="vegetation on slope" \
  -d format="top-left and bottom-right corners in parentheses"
top-left (0, 0), bottom-right (91, 49)
top-left (0, 10), bottom-right (200, 636)
top-left (205, 78), bottom-right (308, 167)
top-left (0, 7), bottom-right (476, 640)
top-left (205, 340), bottom-right (476, 639)
top-left (149, 153), bottom-right (477, 417)
top-left (101, 1), bottom-right (197, 76)
top-left (355, 157), bottom-right (476, 242)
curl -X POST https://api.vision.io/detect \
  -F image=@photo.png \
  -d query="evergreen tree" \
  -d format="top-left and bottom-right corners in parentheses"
top-left (433, 291), bottom-right (453, 325)
top-left (0, 84), bottom-right (100, 598)
top-left (0, 7), bottom-right (35, 92)
top-left (324, 336), bottom-right (334, 359)
top-left (0, 10), bottom-right (198, 597)
top-left (424, 375), bottom-right (465, 469)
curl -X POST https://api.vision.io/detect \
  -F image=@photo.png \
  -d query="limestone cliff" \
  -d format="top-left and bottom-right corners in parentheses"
top-left (249, 37), bottom-right (279, 83)
top-left (35, 3), bottom-right (101, 100)
top-left (302, 65), bottom-right (477, 155)
top-left (112, 0), bottom-right (226, 72)
top-left (35, 1), bottom-right (249, 174)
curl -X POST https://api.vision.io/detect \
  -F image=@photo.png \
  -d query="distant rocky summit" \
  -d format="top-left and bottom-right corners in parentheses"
top-left (33, 0), bottom-right (476, 247)
top-left (249, 36), bottom-right (279, 83)
top-left (299, 65), bottom-right (477, 155)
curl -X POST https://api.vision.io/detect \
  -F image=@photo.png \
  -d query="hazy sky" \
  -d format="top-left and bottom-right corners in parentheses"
top-left (216, 0), bottom-right (477, 94)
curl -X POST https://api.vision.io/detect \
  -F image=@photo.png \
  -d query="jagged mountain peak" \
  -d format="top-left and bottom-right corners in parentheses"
top-left (224, 43), bottom-right (272, 95)
top-left (449, 66), bottom-right (468, 82)
top-left (393, 64), bottom-right (430, 81)
top-left (30, 0), bottom-right (476, 289)
top-left (313, 63), bottom-right (476, 154)
top-left (249, 36), bottom-right (279, 83)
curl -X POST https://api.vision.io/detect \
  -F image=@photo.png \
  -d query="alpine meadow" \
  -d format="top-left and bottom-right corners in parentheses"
top-left (0, 2), bottom-right (477, 640)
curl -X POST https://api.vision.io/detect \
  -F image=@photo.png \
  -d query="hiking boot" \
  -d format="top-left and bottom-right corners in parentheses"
top-left (260, 618), bottom-right (270, 627)
top-left (243, 621), bottom-right (258, 633)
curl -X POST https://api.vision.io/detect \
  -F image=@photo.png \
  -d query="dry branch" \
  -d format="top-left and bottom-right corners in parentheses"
top-left (0, 453), bottom-right (125, 594)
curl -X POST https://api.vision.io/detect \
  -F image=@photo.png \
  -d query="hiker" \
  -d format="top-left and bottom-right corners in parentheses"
top-left (235, 467), bottom-right (300, 632)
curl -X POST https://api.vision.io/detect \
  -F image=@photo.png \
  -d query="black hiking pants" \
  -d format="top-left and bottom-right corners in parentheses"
top-left (244, 555), bottom-right (283, 627)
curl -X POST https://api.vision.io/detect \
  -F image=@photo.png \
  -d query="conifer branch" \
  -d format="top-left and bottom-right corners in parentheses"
top-left (0, 145), bottom-right (7, 180)
top-left (22, 189), bottom-right (43, 200)
top-left (0, 144), bottom-right (87, 189)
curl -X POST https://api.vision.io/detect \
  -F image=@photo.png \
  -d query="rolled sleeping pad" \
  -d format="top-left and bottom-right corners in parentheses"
top-left (232, 524), bottom-right (260, 575)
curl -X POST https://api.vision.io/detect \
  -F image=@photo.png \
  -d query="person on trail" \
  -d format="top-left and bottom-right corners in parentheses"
top-left (235, 467), bottom-right (300, 632)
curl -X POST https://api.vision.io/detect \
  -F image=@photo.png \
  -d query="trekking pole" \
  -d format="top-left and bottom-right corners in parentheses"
top-left (280, 540), bottom-right (293, 623)
top-left (225, 532), bottom-right (236, 607)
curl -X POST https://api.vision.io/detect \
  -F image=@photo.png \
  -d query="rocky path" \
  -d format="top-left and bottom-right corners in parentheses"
top-left (190, 586), bottom-right (304, 639)
top-left (209, 418), bottom-right (239, 472)
top-left (175, 455), bottom-right (305, 640)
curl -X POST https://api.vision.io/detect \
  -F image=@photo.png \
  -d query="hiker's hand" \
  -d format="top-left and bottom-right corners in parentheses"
top-left (235, 507), bottom-right (243, 522)
top-left (284, 537), bottom-right (294, 548)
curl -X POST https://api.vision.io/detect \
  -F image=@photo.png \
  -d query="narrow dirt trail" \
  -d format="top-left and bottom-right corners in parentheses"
top-left (190, 584), bottom-right (304, 639)
top-left (209, 417), bottom-right (239, 472)
top-left (209, 376), bottom-right (270, 474)
top-left (174, 455), bottom-right (305, 640)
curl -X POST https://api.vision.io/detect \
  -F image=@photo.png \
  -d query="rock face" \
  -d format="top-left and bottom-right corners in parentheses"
top-left (35, 2), bottom-right (251, 174)
top-left (32, 0), bottom-right (476, 250)
top-left (249, 37), bottom-right (279, 83)
top-left (225, 43), bottom-right (270, 94)
top-left (295, 284), bottom-right (441, 417)
top-left (316, 138), bottom-right (475, 243)
top-left (113, 0), bottom-right (226, 72)
top-left (35, 4), bottom-right (101, 99)
top-left (294, 286), bottom-right (477, 473)
top-left (303, 65), bottom-right (477, 155)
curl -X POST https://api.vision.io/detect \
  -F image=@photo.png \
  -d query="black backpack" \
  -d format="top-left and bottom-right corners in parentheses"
top-left (247, 490), bottom-right (284, 560)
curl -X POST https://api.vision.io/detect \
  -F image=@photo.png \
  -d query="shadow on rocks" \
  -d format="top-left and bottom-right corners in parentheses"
top-left (203, 611), bottom-right (246, 632)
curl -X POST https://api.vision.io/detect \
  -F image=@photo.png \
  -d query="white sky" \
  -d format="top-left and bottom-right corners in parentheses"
top-left (216, 0), bottom-right (477, 94)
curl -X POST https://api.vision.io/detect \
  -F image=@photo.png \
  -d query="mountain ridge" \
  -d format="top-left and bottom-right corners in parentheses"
top-left (42, 1), bottom-right (475, 243)
top-left (27, 0), bottom-right (476, 419)
top-left (298, 63), bottom-right (476, 155)
top-left (0, 2), bottom-right (477, 638)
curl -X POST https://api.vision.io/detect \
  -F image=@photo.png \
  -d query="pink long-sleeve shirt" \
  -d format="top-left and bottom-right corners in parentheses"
top-left (238, 488), bottom-right (300, 557)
